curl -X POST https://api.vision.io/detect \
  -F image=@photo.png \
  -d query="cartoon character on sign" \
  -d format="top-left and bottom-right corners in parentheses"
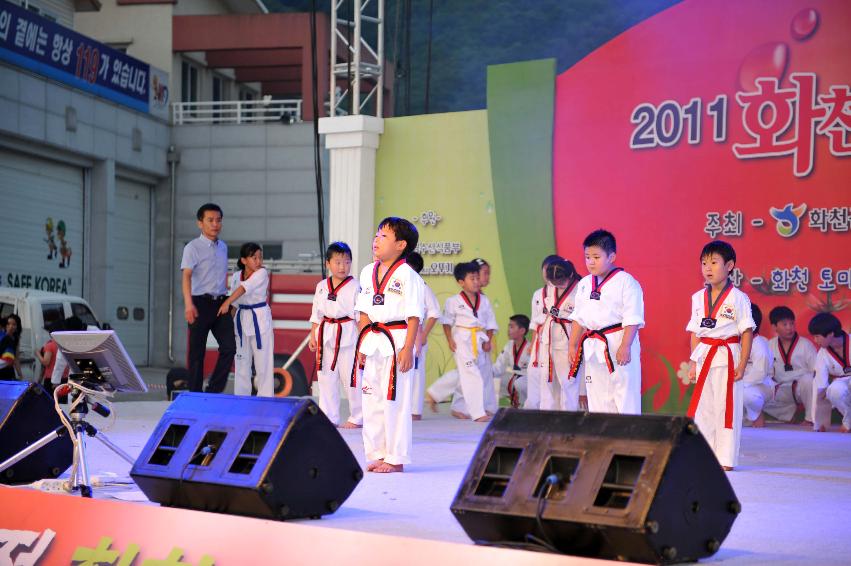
top-left (152, 73), bottom-right (169, 108)
top-left (769, 203), bottom-right (808, 237)
top-left (44, 217), bottom-right (57, 260)
top-left (57, 220), bottom-right (72, 268)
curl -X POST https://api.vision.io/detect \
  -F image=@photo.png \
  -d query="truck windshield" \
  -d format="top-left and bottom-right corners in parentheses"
top-left (71, 303), bottom-right (99, 327)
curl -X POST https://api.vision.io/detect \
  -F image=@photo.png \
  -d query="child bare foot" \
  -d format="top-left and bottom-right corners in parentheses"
top-left (451, 410), bottom-right (471, 420)
top-left (373, 462), bottom-right (403, 473)
top-left (815, 425), bottom-right (827, 432)
top-left (341, 421), bottom-right (362, 429)
top-left (366, 459), bottom-right (384, 471)
top-left (412, 414), bottom-right (422, 421)
top-left (426, 394), bottom-right (438, 413)
top-left (722, 466), bottom-right (734, 472)
top-left (841, 425), bottom-right (850, 433)
top-left (752, 412), bottom-right (765, 428)
top-left (474, 415), bottom-right (491, 422)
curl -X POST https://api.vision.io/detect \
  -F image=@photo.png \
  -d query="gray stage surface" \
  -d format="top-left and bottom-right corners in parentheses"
top-left (34, 392), bottom-right (851, 565)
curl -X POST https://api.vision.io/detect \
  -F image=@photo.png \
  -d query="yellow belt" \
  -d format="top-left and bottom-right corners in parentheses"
top-left (457, 325), bottom-right (485, 357)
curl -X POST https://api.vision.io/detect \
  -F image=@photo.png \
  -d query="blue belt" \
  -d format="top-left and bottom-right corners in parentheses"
top-left (237, 302), bottom-right (268, 349)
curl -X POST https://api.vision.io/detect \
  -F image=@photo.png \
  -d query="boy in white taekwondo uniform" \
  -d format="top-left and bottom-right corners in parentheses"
top-left (406, 252), bottom-right (441, 420)
top-left (808, 313), bottom-right (851, 433)
top-left (526, 254), bottom-right (564, 410)
top-left (763, 306), bottom-right (817, 425)
top-left (540, 258), bottom-right (585, 411)
top-left (218, 243), bottom-right (274, 396)
top-left (309, 242), bottom-right (362, 428)
top-left (741, 304), bottom-right (775, 426)
top-left (442, 262), bottom-right (499, 422)
top-left (425, 259), bottom-right (493, 412)
top-left (568, 230), bottom-right (644, 415)
top-left (686, 241), bottom-right (754, 470)
top-left (355, 218), bottom-right (424, 473)
top-left (492, 314), bottom-right (532, 408)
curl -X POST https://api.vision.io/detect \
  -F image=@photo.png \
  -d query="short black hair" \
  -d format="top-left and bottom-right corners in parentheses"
top-left (510, 314), bottom-right (530, 332)
top-left (540, 254), bottom-right (563, 269)
top-left (196, 203), bottom-right (223, 221)
top-left (325, 241), bottom-right (352, 261)
top-left (471, 258), bottom-right (489, 269)
top-left (407, 251), bottom-right (424, 273)
top-left (63, 316), bottom-right (85, 332)
top-left (751, 303), bottom-right (762, 334)
top-left (769, 306), bottom-right (795, 326)
top-left (453, 261), bottom-right (479, 282)
top-left (545, 258), bottom-right (578, 286)
top-left (583, 229), bottom-right (616, 254)
top-left (378, 217), bottom-right (419, 258)
top-left (807, 312), bottom-right (843, 337)
top-left (700, 240), bottom-right (736, 265)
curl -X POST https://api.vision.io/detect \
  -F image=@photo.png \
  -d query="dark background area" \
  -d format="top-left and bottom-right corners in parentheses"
top-left (267, 0), bottom-right (680, 115)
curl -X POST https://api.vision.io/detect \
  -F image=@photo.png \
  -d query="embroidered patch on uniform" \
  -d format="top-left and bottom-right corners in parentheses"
top-left (463, 359), bottom-right (475, 368)
top-left (362, 385), bottom-right (373, 395)
top-left (585, 375), bottom-right (592, 383)
top-left (720, 304), bottom-right (735, 320)
top-left (386, 279), bottom-right (404, 295)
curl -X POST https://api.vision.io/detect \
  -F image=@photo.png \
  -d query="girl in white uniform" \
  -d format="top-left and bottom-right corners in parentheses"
top-left (539, 259), bottom-right (585, 411)
top-left (525, 254), bottom-right (563, 410)
top-left (219, 242), bottom-right (274, 396)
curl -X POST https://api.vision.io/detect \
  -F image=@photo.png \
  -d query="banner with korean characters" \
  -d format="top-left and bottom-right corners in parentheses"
top-left (0, 0), bottom-right (168, 117)
top-left (553, 0), bottom-right (851, 413)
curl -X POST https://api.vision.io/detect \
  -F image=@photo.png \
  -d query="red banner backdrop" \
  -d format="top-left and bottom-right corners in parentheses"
top-left (552, 0), bottom-right (851, 411)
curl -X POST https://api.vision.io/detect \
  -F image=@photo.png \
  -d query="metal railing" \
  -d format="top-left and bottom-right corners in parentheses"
top-left (172, 99), bottom-right (303, 125)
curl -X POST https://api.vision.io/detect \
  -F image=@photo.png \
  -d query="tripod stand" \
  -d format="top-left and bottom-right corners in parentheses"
top-left (0, 379), bottom-right (136, 497)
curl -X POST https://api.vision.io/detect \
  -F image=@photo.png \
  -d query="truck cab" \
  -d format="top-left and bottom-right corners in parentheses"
top-left (0, 288), bottom-right (103, 380)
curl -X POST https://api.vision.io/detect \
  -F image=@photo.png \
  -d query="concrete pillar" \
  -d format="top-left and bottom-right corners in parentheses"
top-left (87, 159), bottom-right (115, 324)
top-left (318, 115), bottom-right (383, 271)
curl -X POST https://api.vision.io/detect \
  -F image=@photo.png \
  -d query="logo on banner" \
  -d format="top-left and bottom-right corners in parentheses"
top-left (769, 203), bottom-right (808, 237)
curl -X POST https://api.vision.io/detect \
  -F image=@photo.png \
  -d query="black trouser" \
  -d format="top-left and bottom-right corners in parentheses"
top-left (187, 295), bottom-right (236, 393)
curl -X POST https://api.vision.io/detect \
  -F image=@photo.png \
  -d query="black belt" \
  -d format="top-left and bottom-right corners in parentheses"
top-left (193, 294), bottom-right (227, 301)
top-left (351, 320), bottom-right (408, 401)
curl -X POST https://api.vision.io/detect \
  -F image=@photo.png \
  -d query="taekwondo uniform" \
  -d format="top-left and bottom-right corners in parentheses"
top-left (412, 282), bottom-right (441, 415)
top-left (742, 334), bottom-right (774, 422)
top-left (764, 334), bottom-right (817, 422)
top-left (229, 268), bottom-right (274, 397)
top-left (310, 274), bottom-right (361, 426)
top-left (814, 332), bottom-right (851, 431)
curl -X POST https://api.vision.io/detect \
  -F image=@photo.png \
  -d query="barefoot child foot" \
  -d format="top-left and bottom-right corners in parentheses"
top-left (474, 415), bottom-right (491, 422)
top-left (426, 393), bottom-right (438, 413)
top-left (412, 414), bottom-right (422, 421)
top-left (366, 459), bottom-right (384, 471)
top-left (451, 410), bottom-right (471, 420)
top-left (373, 462), bottom-right (404, 473)
top-left (752, 412), bottom-right (765, 428)
top-left (341, 421), bottom-right (362, 429)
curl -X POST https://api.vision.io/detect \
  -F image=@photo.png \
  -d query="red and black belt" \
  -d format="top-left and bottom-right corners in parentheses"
top-left (350, 320), bottom-right (408, 400)
top-left (547, 317), bottom-right (571, 383)
top-left (568, 323), bottom-right (624, 378)
top-left (317, 315), bottom-right (353, 371)
top-left (686, 336), bottom-right (740, 429)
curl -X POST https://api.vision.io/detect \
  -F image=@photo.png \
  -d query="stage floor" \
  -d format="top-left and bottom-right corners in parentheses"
top-left (42, 398), bottom-right (851, 565)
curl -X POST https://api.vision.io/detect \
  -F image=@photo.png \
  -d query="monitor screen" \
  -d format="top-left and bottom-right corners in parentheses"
top-left (52, 331), bottom-right (148, 394)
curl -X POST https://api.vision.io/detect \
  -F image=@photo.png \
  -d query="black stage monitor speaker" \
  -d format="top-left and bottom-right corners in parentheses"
top-left (450, 410), bottom-right (740, 564)
top-left (0, 382), bottom-right (73, 484)
top-left (130, 393), bottom-right (362, 520)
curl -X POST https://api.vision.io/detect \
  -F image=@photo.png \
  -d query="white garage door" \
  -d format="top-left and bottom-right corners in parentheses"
top-left (110, 178), bottom-right (152, 366)
top-left (0, 149), bottom-right (84, 297)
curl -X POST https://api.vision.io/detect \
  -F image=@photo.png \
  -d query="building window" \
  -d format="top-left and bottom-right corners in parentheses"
top-left (181, 61), bottom-right (199, 104)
